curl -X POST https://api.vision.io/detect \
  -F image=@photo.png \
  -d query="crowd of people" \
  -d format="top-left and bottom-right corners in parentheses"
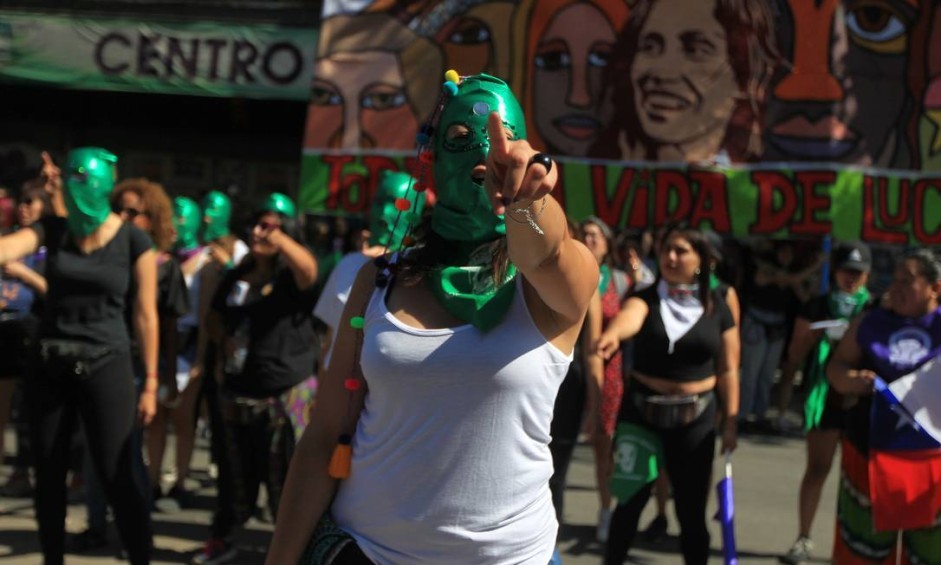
top-left (0, 72), bottom-right (939, 565)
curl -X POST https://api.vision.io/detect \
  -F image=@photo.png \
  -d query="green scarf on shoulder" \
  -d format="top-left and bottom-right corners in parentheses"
top-left (804, 287), bottom-right (870, 431)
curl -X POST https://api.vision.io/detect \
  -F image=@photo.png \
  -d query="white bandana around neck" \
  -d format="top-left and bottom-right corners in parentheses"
top-left (658, 279), bottom-right (705, 354)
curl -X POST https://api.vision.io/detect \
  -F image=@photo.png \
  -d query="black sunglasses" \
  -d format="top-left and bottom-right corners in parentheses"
top-left (113, 205), bottom-right (149, 219)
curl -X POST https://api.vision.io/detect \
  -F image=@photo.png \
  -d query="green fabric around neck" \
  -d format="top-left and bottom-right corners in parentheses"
top-left (425, 241), bottom-right (517, 332)
top-left (598, 264), bottom-right (611, 294)
top-left (804, 287), bottom-right (870, 431)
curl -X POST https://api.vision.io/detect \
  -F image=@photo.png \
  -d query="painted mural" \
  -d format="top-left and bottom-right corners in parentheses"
top-left (301, 0), bottom-right (941, 242)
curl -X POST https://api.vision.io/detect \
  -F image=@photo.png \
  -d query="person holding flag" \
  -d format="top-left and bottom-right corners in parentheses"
top-left (827, 249), bottom-right (941, 564)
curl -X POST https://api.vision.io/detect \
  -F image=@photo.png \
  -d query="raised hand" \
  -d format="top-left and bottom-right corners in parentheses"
top-left (484, 112), bottom-right (555, 216)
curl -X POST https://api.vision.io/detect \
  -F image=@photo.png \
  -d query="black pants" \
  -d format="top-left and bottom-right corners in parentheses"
top-left (548, 362), bottom-right (586, 520)
top-left (210, 389), bottom-right (296, 539)
top-left (27, 349), bottom-right (151, 565)
top-left (604, 393), bottom-right (716, 565)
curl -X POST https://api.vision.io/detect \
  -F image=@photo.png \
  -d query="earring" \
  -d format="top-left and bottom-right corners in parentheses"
top-left (695, 268), bottom-right (701, 275)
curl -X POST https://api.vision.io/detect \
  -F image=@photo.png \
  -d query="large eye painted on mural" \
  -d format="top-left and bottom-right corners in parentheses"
top-left (587, 44), bottom-right (612, 68)
top-left (534, 40), bottom-right (572, 71)
top-left (310, 80), bottom-right (342, 106)
top-left (360, 85), bottom-right (408, 111)
top-left (638, 33), bottom-right (665, 57)
top-left (447, 18), bottom-right (491, 45)
top-left (845, 1), bottom-right (909, 54)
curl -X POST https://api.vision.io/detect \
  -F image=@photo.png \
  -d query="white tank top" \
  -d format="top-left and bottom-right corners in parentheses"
top-left (331, 276), bottom-right (572, 564)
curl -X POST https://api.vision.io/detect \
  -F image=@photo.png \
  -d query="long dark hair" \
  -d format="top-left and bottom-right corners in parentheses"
top-left (394, 216), bottom-right (511, 287)
top-left (661, 227), bottom-right (716, 314)
top-left (592, 0), bottom-right (779, 162)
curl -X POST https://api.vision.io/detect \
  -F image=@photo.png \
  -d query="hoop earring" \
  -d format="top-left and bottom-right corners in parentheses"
top-left (695, 268), bottom-right (701, 275)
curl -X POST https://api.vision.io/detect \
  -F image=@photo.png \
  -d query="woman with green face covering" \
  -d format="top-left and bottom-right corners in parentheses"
top-left (0, 148), bottom-right (158, 564)
top-left (267, 74), bottom-right (599, 564)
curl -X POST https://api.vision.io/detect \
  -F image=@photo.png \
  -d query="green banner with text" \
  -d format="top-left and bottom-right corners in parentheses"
top-left (0, 12), bottom-right (317, 100)
top-left (300, 151), bottom-right (941, 246)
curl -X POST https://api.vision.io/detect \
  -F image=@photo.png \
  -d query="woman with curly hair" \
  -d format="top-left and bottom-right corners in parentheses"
top-left (112, 179), bottom-right (190, 499)
top-left (591, 0), bottom-right (778, 164)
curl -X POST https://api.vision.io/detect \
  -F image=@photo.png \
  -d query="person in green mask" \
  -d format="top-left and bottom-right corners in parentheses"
top-left (314, 170), bottom-right (427, 367)
top-left (268, 72), bottom-right (599, 565)
top-left (173, 196), bottom-right (202, 256)
top-left (0, 148), bottom-right (159, 563)
top-left (778, 241), bottom-right (873, 565)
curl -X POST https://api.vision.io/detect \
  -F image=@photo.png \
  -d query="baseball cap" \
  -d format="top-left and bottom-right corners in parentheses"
top-left (833, 241), bottom-right (871, 272)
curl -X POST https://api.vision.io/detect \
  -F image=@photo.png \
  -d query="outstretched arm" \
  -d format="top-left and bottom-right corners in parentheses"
top-left (484, 112), bottom-right (597, 325)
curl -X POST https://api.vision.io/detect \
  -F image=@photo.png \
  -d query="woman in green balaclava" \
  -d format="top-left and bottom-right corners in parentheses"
top-left (268, 73), bottom-right (599, 565)
top-left (0, 148), bottom-right (158, 563)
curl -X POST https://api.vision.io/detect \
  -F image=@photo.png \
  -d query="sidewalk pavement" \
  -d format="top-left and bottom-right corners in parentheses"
top-left (0, 428), bottom-right (837, 564)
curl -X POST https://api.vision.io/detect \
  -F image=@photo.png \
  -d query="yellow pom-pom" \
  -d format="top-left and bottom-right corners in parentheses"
top-left (445, 69), bottom-right (460, 84)
top-left (328, 436), bottom-right (352, 479)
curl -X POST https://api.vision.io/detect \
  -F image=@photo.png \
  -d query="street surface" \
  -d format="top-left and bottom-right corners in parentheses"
top-left (0, 427), bottom-right (837, 564)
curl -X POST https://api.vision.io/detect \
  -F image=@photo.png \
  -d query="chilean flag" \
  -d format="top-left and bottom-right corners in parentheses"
top-left (869, 360), bottom-right (941, 532)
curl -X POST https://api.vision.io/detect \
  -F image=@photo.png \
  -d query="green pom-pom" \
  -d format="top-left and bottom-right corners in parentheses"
top-left (350, 316), bottom-right (365, 329)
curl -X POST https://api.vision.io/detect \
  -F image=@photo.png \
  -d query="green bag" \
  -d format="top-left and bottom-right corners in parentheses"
top-left (610, 422), bottom-right (663, 502)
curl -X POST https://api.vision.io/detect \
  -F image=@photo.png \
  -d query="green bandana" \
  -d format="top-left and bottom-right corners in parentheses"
top-left (610, 422), bottom-right (663, 502)
top-left (370, 171), bottom-right (426, 248)
top-left (431, 74), bottom-right (526, 244)
top-left (173, 196), bottom-right (201, 252)
top-left (201, 191), bottom-right (232, 242)
top-left (426, 241), bottom-right (517, 332)
top-left (63, 147), bottom-right (118, 237)
top-left (598, 264), bottom-right (611, 294)
top-left (804, 287), bottom-right (870, 431)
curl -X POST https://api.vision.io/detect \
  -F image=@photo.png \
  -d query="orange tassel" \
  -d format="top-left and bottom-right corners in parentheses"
top-left (328, 435), bottom-right (352, 479)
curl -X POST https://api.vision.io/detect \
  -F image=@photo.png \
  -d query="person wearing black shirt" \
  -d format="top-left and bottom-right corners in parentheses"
top-left (192, 194), bottom-right (318, 565)
top-left (0, 148), bottom-right (158, 565)
top-left (596, 228), bottom-right (739, 565)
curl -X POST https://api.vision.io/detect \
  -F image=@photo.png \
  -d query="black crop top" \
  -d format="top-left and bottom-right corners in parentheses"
top-left (31, 216), bottom-right (152, 346)
top-left (631, 284), bottom-right (735, 381)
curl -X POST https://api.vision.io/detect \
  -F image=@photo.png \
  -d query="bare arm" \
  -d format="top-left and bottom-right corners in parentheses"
top-left (826, 316), bottom-right (875, 396)
top-left (0, 229), bottom-right (39, 265)
top-left (269, 229), bottom-right (318, 291)
top-left (780, 318), bottom-right (820, 391)
top-left (725, 286), bottom-right (741, 329)
top-left (486, 112), bottom-right (598, 325)
top-left (1, 261), bottom-right (47, 296)
top-left (582, 292), bottom-right (605, 438)
top-left (595, 296), bottom-right (649, 360)
top-left (716, 325), bottom-right (740, 452)
top-left (133, 249), bottom-right (159, 425)
top-left (266, 261), bottom-right (376, 564)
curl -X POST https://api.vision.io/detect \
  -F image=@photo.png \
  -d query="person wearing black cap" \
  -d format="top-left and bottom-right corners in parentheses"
top-left (778, 241), bottom-right (873, 564)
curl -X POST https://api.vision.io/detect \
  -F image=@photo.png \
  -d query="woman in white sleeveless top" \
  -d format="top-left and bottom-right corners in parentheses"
top-left (267, 74), bottom-right (598, 564)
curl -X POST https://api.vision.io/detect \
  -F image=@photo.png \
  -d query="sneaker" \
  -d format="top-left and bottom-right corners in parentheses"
top-left (1, 470), bottom-right (33, 498)
top-left (69, 528), bottom-right (108, 553)
top-left (596, 507), bottom-right (612, 543)
top-left (168, 483), bottom-right (194, 509)
top-left (642, 514), bottom-right (669, 543)
top-left (779, 536), bottom-right (813, 564)
top-left (191, 538), bottom-right (237, 565)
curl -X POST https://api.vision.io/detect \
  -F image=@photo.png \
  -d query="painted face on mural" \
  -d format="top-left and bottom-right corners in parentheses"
top-left (764, 0), bottom-right (918, 166)
top-left (426, 2), bottom-right (514, 78)
top-left (305, 50), bottom-right (418, 150)
top-left (532, 2), bottom-right (616, 156)
top-left (923, 6), bottom-right (941, 167)
top-left (630, 0), bottom-right (739, 152)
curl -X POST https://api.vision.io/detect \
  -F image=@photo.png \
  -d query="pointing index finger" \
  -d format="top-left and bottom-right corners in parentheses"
top-left (486, 112), bottom-right (510, 159)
